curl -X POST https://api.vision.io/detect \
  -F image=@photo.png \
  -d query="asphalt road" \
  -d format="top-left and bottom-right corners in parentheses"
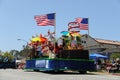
top-left (0, 69), bottom-right (120, 80)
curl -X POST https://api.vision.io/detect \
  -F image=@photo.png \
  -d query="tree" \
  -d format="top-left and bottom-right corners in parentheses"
top-left (19, 45), bottom-right (30, 58)
top-left (0, 55), bottom-right (3, 62)
top-left (0, 50), bottom-right (2, 54)
top-left (110, 53), bottom-right (120, 59)
top-left (3, 52), bottom-right (14, 62)
top-left (10, 49), bottom-right (20, 59)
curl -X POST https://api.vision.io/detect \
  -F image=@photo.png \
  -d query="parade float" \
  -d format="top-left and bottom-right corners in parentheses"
top-left (25, 13), bottom-right (95, 73)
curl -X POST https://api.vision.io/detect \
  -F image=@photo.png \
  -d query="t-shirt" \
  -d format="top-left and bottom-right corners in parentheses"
top-left (37, 45), bottom-right (42, 51)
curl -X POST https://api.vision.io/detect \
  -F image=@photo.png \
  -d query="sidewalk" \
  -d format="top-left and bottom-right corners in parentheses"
top-left (89, 70), bottom-right (120, 76)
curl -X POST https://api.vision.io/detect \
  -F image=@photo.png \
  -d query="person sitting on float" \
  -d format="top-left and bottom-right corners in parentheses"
top-left (36, 42), bottom-right (43, 58)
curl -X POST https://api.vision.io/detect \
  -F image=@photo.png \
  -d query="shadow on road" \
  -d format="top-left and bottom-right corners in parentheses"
top-left (24, 70), bottom-right (97, 75)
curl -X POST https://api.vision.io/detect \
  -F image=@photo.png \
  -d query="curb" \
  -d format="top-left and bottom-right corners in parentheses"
top-left (112, 73), bottom-right (120, 76)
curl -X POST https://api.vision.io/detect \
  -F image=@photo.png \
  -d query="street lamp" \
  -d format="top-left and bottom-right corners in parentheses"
top-left (17, 38), bottom-right (29, 51)
top-left (17, 39), bottom-right (28, 45)
top-left (17, 39), bottom-right (29, 58)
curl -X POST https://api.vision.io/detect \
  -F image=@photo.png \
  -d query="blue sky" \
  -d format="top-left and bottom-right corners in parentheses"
top-left (0, 0), bottom-right (120, 52)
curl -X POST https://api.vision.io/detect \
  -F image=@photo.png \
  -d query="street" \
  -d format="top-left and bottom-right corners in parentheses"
top-left (0, 69), bottom-right (120, 80)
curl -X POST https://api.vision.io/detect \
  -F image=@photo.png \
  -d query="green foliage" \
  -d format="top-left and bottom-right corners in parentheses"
top-left (110, 53), bottom-right (120, 59)
top-left (19, 45), bottom-right (29, 58)
top-left (3, 52), bottom-right (14, 62)
top-left (0, 55), bottom-right (3, 62)
top-left (10, 49), bottom-right (20, 59)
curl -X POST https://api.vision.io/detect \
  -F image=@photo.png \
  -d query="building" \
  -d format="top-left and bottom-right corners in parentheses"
top-left (81, 34), bottom-right (120, 53)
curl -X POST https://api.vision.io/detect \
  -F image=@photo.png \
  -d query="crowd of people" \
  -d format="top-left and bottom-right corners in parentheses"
top-left (95, 58), bottom-right (120, 73)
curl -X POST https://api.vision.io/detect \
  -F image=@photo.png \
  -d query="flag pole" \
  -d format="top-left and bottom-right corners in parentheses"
top-left (87, 18), bottom-right (90, 53)
top-left (54, 13), bottom-right (56, 40)
top-left (49, 13), bottom-right (56, 58)
top-left (53, 13), bottom-right (56, 58)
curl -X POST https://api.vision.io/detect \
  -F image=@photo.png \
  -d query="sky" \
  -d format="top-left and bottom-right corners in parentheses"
top-left (0, 0), bottom-right (120, 52)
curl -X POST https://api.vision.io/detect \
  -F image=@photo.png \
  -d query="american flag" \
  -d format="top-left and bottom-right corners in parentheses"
top-left (75, 18), bottom-right (88, 30)
top-left (34, 13), bottom-right (55, 26)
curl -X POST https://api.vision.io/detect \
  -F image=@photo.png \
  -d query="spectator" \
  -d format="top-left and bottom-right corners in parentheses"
top-left (96, 58), bottom-right (102, 70)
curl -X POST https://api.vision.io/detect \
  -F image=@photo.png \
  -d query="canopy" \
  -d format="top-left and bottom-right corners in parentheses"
top-left (31, 37), bottom-right (40, 42)
top-left (61, 31), bottom-right (81, 36)
top-left (31, 37), bottom-right (47, 43)
top-left (61, 31), bottom-right (69, 36)
top-left (89, 53), bottom-right (108, 59)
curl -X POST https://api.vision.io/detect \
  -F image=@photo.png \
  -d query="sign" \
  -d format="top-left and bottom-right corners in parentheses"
top-left (35, 60), bottom-right (46, 68)
top-left (68, 22), bottom-right (80, 32)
